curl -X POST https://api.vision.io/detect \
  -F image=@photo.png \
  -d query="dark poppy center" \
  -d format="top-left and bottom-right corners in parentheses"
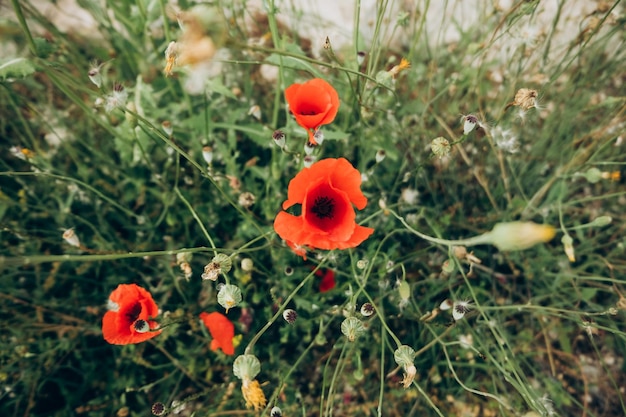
top-left (126, 303), bottom-right (142, 323)
top-left (311, 196), bottom-right (335, 219)
top-left (298, 103), bottom-right (323, 116)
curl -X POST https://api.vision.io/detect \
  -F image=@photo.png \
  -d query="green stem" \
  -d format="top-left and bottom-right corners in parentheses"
top-left (389, 210), bottom-right (493, 247)
top-left (174, 187), bottom-right (218, 256)
top-left (11, 0), bottom-right (37, 56)
top-left (244, 259), bottom-right (328, 355)
top-left (0, 171), bottom-right (140, 220)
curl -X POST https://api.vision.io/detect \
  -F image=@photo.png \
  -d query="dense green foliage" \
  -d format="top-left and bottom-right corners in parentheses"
top-left (1, 1), bottom-right (625, 416)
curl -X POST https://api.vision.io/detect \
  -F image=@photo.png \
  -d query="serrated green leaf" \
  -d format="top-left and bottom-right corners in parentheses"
top-left (0, 57), bottom-right (36, 80)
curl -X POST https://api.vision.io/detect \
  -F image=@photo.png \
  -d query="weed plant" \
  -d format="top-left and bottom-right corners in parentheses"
top-left (1, 0), bottom-right (625, 416)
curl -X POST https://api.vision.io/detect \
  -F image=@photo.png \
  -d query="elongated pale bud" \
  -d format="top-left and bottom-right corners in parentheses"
top-left (487, 221), bottom-right (556, 251)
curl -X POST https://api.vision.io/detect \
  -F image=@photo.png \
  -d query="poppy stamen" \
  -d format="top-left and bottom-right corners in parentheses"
top-left (312, 196), bottom-right (335, 219)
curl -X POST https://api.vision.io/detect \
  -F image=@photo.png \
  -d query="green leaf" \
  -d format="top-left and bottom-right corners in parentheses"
top-left (0, 57), bottom-right (36, 80)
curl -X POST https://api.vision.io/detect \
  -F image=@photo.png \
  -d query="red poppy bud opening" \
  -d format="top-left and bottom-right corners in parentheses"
top-left (285, 78), bottom-right (340, 145)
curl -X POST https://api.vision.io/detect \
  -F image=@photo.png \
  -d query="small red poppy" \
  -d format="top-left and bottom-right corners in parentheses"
top-left (316, 268), bottom-right (336, 292)
top-left (285, 78), bottom-right (339, 145)
top-left (102, 284), bottom-right (161, 345)
top-left (199, 312), bottom-right (235, 355)
top-left (274, 158), bottom-right (374, 250)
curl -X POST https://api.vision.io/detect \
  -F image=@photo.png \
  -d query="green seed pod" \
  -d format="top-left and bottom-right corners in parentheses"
top-left (341, 317), bottom-right (366, 342)
top-left (394, 345), bottom-right (416, 369)
top-left (233, 354), bottom-right (261, 381)
top-left (217, 284), bottom-right (242, 313)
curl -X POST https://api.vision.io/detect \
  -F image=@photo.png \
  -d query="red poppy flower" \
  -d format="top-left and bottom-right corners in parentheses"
top-left (285, 78), bottom-right (339, 145)
top-left (199, 312), bottom-right (235, 355)
top-left (274, 158), bottom-right (374, 250)
top-left (316, 268), bottom-right (336, 292)
top-left (102, 284), bottom-right (162, 345)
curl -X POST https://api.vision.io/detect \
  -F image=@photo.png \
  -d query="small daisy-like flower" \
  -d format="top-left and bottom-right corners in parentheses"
top-left (375, 149), bottom-right (386, 163)
top-left (282, 308), bottom-right (297, 324)
top-left (270, 406), bottom-right (282, 417)
top-left (452, 300), bottom-right (472, 321)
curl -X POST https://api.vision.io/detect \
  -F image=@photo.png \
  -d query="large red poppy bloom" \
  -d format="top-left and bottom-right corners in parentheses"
top-left (274, 158), bottom-right (374, 250)
top-left (285, 78), bottom-right (339, 145)
top-left (102, 284), bottom-right (162, 345)
top-left (199, 312), bottom-right (235, 355)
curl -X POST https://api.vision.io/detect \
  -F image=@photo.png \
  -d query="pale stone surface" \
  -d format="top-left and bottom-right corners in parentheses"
top-left (22, 0), bottom-right (622, 70)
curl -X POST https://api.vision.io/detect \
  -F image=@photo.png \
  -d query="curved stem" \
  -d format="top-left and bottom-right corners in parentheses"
top-left (389, 210), bottom-right (493, 248)
top-left (244, 258), bottom-right (328, 355)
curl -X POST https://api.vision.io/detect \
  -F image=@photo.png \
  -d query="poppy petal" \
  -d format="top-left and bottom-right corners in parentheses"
top-left (283, 158), bottom-right (338, 209)
top-left (341, 224), bottom-right (375, 249)
top-left (318, 269), bottom-right (336, 292)
top-left (302, 181), bottom-right (355, 241)
top-left (328, 159), bottom-right (368, 209)
top-left (285, 78), bottom-right (340, 140)
top-left (274, 211), bottom-right (308, 245)
top-left (200, 312), bottom-right (235, 355)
